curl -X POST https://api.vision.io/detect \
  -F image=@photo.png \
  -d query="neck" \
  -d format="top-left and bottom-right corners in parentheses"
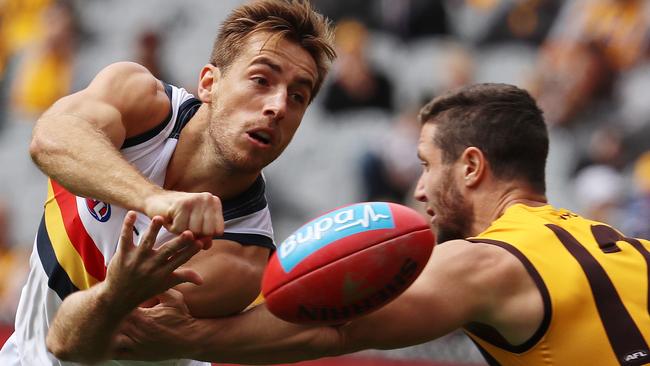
top-left (470, 181), bottom-right (547, 236)
top-left (164, 106), bottom-right (259, 199)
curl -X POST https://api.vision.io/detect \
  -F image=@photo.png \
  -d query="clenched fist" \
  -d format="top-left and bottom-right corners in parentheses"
top-left (143, 190), bottom-right (224, 238)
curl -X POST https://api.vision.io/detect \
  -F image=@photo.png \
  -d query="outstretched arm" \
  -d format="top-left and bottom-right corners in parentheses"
top-left (113, 240), bottom-right (506, 364)
top-left (46, 211), bottom-right (206, 364)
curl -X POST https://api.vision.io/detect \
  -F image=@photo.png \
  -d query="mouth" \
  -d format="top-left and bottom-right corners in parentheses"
top-left (246, 129), bottom-right (274, 148)
top-left (426, 208), bottom-right (436, 224)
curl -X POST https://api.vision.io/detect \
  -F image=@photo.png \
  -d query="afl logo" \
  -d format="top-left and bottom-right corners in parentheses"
top-left (86, 199), bottom-right (111, 222)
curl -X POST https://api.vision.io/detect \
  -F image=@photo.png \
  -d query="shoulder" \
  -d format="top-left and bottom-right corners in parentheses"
top-left (428, 240), bottom-right (533, 311)
top-left (92, 62), bottom-right (156, 85)
top-left (52, 61), bottom-right (168, 116)
top-left (430, 239), bottom-right (524, 279)
top-left (86, 62), bottom-right (164, 102)
top-left (87, 62), bottom-right (171, 137)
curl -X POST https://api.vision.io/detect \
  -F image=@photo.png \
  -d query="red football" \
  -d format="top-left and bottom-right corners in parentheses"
top-left (262, 202), bottom-right (435, 324)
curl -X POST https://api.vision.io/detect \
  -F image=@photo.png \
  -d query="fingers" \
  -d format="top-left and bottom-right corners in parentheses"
top-left (167, 205), bottom-right (190, 235)
top-left (155, 288), bottom-right (186, 307)
top-left (170, 268), bottom-right (203, 287)
top-left (117, 211), bottom-right (138, 253)
top-left (164, 238), bottom-right (202, 271)
top-left (201, 203), bottom-right (216, 237)
top-left (111, 334), bottom-right (134, 360)
top-left (205, 193), bottom-right (223, 236)
top-left (112, 311), bottom-right (146, 360)
top-left (188, 206), bottom-right (205, 238)
top-left (138, 216), bottom-right (164, 251)
top-left (155, 231), bottom-right (195, 263)
top-left (166, 192), bottom-right (223, 237)
top-left (213, 205), bottom-right (225, 236)
top-left (197, 236), bottom-right (213, 250)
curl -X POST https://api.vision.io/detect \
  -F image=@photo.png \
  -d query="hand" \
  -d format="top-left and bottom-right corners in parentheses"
top-left (144, 190), bottom-right (224, 238)
top-left (104, 211), bottom-right (206, 311)
top-left (112, 289), bottom-right (199, 361)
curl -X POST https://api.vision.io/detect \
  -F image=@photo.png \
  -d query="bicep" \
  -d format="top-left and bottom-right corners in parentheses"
top-left (37, 62), bottom-right (170, 147)
top-left (175, 239), bottom-right (270, 318)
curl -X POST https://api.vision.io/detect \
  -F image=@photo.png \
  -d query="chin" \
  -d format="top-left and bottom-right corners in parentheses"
top-left (436, 227), bottom-right (466, 244)
top-left (235, 158), bottom-right (270, 174)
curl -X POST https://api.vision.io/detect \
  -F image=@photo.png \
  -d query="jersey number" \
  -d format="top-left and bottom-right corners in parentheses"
top-left (547, 224), bottom-right (650, 366)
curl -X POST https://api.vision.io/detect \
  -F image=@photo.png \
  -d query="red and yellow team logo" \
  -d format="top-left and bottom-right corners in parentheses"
top-left (85, 198), bottom-right (111, 222)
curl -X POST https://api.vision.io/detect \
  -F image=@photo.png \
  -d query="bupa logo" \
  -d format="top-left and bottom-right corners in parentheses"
top-left (624, 350), bottom-right (649, 363)
top-left (278, 202), bottom-right (395, 272)
top-left (86, 198), bottom-right (111, 222)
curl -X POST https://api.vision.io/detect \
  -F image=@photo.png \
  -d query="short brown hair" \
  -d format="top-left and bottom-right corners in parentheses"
top-left (210, 0), bottom-right (336, 100)
top-left (419, 83), bottom-right (549, 194)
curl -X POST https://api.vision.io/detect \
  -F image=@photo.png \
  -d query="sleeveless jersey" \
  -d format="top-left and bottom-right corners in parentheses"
top-left (464, 204), bottom-right (650, 366)
top-left (0, 83), bottom-right (275, 366)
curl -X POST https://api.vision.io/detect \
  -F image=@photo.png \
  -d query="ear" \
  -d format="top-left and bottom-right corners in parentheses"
top-left (460, 147), bottom-right (486, 187)
top-left (197, 64), bottom-right (221, 103)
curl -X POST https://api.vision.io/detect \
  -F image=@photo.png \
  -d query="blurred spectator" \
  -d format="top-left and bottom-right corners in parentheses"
top-left (359, 103), bottom-right (421, 203)
top-left (9, 0), bottom-right (79, 118)
top-left (530, 41), bottom-right (611, 127)
top-left (573, 125), bottom-right (626, 175)
top-left (373, 0), bottom-right (450, 42)
top-left (0, 0), bottom-right (54, 130)
top-left (571, 125), bottom-right (630, 226)
top-left (0, 0), bottom-right (53, 74)
top-left (322, 19), bottom-right (394, 115)
top-left (311, 0), bottom-right (372, 25)
top-left (574, 164), bottom-right (625, 224)
top-left (0, 200), bottom-right (29, 325)
top-left (530, 0), bottom-right (650, 126)
top-left (134, 29), bottom-right (170, 82)
top-left (478, 0), bottom-right (562, 46)
top-left (437, 44), bottom-right (475, 94)
top-left (621, 151), bottom-right (650, 239)
top-left (313, 0), bottom-right (449, 41)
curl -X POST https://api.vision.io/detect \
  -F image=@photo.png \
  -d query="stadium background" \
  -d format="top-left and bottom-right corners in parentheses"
top-left (1, 0), bottom-right (650, 365)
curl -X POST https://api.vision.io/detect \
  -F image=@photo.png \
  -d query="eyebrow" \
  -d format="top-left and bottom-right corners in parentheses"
top-left (250, 56), bottom-right (315, 92)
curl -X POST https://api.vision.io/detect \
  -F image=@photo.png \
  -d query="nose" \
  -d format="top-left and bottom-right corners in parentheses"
top-left (413, 174), bottom-right (427, 202)
top-left (263, 89), bottom-right (287, 121)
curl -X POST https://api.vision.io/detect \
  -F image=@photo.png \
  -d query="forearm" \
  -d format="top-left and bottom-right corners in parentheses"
top-left (31, 112), bottom-right (160, 211)
top-left (47, 282), bottom-right (131, 363)
top-left (193, 305), bottom-right (344, 364)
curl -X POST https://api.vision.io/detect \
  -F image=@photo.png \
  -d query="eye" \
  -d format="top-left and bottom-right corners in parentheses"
top-left (290, 92), bottom-right (306, 105)
top-left (252, 77), bottom-right (269, 86)
top-left (420, 161), bottom-right (429, 171)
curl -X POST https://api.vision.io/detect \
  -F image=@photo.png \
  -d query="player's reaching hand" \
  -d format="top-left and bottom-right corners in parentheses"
top-left (46, 212), bottom-right (210, 364)
top-left (112, 289), bottom-right (198, 361)
top-left (143, 190), bottom-right (224, 238)
top-left (104, 211), bottom-right (206, 312)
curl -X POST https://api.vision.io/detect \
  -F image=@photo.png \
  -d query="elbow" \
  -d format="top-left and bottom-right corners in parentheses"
top-left (29, 123), bottom-right (56, 168)
top-left (46, 331), bottom-right (100, 364)
top-left (28, 131), bottom-right (45, 166)
top-left (30, 114), bottom-right (70, 169)
top-left (46, 332), bottom-right (72, 361)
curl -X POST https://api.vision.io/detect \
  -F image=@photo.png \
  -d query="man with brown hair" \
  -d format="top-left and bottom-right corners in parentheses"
top-left (104, 83), bottom-right (648, 366)
top-left (0, 1), bottom-right (335, 365)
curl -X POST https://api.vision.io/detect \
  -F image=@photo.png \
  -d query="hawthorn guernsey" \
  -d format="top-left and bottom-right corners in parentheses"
top-left (262, 202), bottom-right (435, 324)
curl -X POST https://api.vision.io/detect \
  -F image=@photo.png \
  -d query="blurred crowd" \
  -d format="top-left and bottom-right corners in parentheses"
top-left (1, 0), bottom-right (650, 363)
